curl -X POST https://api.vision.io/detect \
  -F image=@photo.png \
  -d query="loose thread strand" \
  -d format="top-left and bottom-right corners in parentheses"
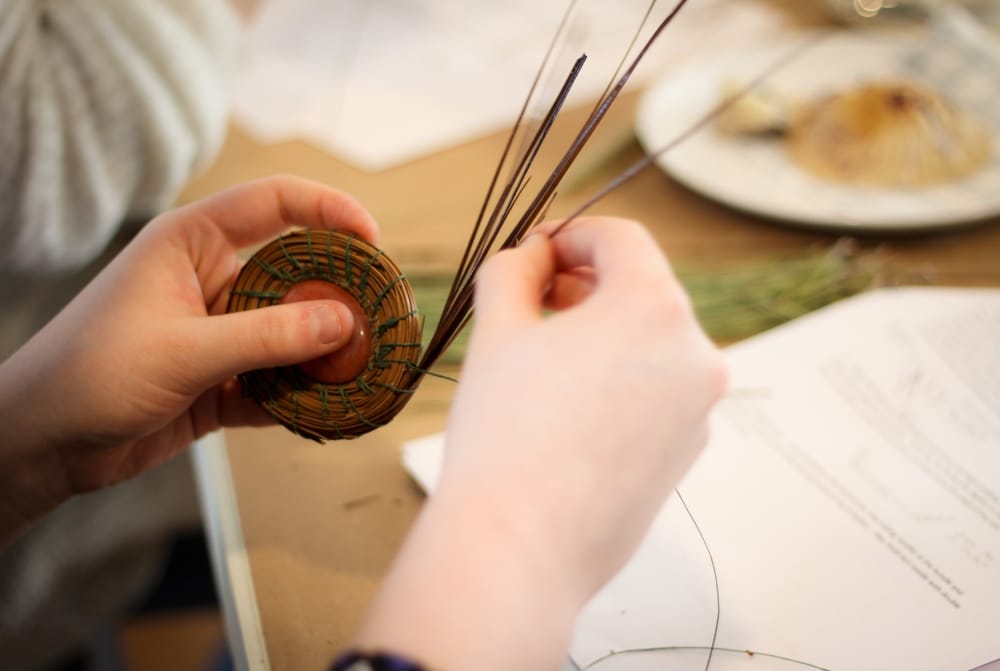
top-left (676, 489), bottom-right (720, 671)
top-left (583, 645), bottom-right (833, 670)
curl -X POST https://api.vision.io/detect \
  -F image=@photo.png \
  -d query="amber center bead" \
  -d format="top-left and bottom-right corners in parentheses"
top-left (281, 280), bottom-right (372, 383)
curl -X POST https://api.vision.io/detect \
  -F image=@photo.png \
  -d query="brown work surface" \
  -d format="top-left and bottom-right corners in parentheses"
top-left (181, 72), bottom-right (1000, 671)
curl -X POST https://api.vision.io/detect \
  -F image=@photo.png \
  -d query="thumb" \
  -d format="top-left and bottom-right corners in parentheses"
top-left (191, 300), bottom-right (356, 383)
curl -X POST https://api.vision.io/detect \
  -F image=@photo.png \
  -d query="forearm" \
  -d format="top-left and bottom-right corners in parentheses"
top-left (355, 483), bottom-right (584, 671)
top-left (0, 354), bottom-right (72, 546)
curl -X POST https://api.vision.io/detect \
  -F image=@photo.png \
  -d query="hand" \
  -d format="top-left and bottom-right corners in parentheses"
top-left (228, 0), bottom-right (263, 22)
top-left (0, 176), bottom-right (378, 543)
top-left (355, 217), bottom-right (727, 670)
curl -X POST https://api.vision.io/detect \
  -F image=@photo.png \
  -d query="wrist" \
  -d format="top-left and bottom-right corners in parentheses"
top-left (331, 649), bottom-right (434, 671)
top-left (355, 484), bottom-right (583, 670)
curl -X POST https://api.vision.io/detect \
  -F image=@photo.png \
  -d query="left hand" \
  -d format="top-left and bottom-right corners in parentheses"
top-left (0, 176), bottom-right (378, 540)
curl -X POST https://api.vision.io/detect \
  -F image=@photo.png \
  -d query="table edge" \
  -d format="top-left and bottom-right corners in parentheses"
top-left (192, 433), bottom-right (271, 671)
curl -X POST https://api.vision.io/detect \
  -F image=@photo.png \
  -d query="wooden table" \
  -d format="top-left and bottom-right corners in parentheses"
top-left (183, 20), bottom-right (1000, 670)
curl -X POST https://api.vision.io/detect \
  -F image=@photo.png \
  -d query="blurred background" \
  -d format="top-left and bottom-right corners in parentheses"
top-left (2, 1), bottom-right (997, 670)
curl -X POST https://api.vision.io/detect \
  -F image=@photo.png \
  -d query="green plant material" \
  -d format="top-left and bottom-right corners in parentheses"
top-left (411, 238), bottom-right (897, 366)
top-left (409, 274), bottom-right (471, 368)
top-left (679, 238), bottom-right (896, 344)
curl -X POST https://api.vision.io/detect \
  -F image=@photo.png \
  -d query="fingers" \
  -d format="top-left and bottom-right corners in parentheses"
top-left (166, 175), bottom-right (380, 249)
top-left (472, 217), bottom-right (679, 351)
top-left (215, 381), bottom-right (277, 429)
top-left (544, 217), bottom-right (676, 294)
top-left (186, 299), bottom-right (357, 384)
top-left (184, 379), bottom-right (275, 438)
top-left (472, 234), bottom-right (555, 342)
top-left (543, 268), bottom-right (597, 311)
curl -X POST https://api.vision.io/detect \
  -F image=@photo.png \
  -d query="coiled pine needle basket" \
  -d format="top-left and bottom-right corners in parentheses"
top-left (226, 230), bottom-right (422, 441)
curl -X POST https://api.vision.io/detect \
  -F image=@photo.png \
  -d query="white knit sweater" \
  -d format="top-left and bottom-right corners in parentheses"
top-left (0, 0), bottom-right (242, 272)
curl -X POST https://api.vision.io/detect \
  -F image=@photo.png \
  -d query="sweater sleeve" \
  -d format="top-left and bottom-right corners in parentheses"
top-left (0, 0), bottom-right (243, 272)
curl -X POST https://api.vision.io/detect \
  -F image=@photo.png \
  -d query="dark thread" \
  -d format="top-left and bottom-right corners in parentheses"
top-left (372, 382), bottom-right (418, 395)
top-left (387, 361), bottom-right (459, 383)
top-left (344, 235), bottom-right (355, 287)
top-left (230, 289), bottom-right (284, 300)
top-left (677, 489), bottom-right (720, 671)
top-left (325, 231), bottom-right (339, 280)
top-left (278, 236), bottom-right (305, 274)
top-left (373, 274), bottom-right (407, 313)
top-left (379, 341), bottom-right (422, 351)
top-left (419, 367), bottom-right (459, 383)
top-left (583, 646), bottom-right (832, 670)
top-left (358, 249), bottom-right (384, 294)
top-left (252, 256), bottom-right (295, 283)
top-left (290, 389), bottom-right (301, 433)
top-left (319, 385), bottom-right (330, 421)
top-left (339, 386), bottom-right (382, 429)
top-left (306, 231), bottom-right (319, 270)
top-left (377, 308), bottom-right (418, 335)
top-left (379, 357), bottom-right (421, 367)
top-left (328, 413), bottom-right (345, 440)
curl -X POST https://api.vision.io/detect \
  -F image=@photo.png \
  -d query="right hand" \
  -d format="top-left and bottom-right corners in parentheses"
top-left (442, 216), bottom-right (728, 602)
top-left (354, 216), bottom-right (727, 671)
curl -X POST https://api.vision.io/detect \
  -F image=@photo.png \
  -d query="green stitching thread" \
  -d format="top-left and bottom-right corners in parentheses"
top-left (230, 289), bottom-right (284, 300)
top-left (373, 274), bottom-right (407, 312)
top-left (344, 235), bottom-right (355, 287)
top-left (339, 386), bottom-right (381, 429)
top-left (278, 236), bottom-right (305, 274)
top-left (358, 249), bottom-right (384, 294)
top-left (252, 256), bottom-right (295, 283)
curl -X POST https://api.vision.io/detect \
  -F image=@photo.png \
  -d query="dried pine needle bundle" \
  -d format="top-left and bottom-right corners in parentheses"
top-left (408, 274), bottom-right (470, 367)
top-left (679, 239), bottom-right (896, 343)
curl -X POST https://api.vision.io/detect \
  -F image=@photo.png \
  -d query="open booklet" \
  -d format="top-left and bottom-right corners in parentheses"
top-left (402, 286), bottom-right (1000, 671)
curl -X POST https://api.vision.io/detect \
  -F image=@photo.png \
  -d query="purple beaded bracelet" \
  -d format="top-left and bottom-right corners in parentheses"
top-left (331, 650), bottom-right (429, 671)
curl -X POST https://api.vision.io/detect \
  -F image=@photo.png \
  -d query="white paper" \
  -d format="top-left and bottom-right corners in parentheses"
top-left (231, 0), bottom-right (789, 170)
top-left (402, 287), bottom-right (1000, 671)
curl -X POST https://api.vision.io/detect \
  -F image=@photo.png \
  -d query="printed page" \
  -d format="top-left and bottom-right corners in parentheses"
top-left (404, 287), bottom-right (1000, 671)
top-left (570, 287), bottom-right (1000, 670)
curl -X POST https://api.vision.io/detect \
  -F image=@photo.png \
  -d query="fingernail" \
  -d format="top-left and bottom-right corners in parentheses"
top-left (312, 302), bottom-right (353, 345)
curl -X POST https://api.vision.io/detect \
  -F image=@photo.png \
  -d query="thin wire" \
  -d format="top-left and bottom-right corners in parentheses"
top-left (676, 489), bottom-right (720, 671)
top-left (582, 490), bottom-right (832, 671)
top-left (583, 645), bottom-right (833, 670)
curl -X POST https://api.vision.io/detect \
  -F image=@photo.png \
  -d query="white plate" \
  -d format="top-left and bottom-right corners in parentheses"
top-left (634, 31), bottom-right (1000, 232)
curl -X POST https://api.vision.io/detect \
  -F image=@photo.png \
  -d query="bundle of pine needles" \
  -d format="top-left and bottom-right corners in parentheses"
top-left (680, 239), bottom-right (897, 343)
